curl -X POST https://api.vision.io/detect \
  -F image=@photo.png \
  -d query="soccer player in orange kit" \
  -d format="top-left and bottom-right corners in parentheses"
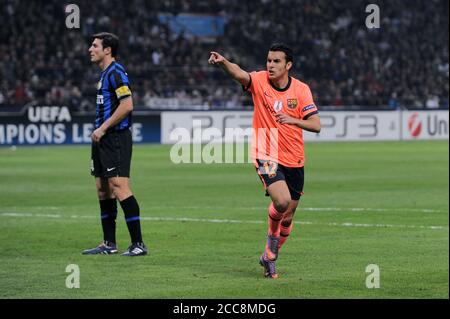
top-left (208, 43), bottom-right (321, 278)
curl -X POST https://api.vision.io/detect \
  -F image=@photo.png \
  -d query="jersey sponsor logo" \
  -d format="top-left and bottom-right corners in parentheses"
top-left (287, 98), bottom-right (298, 109)
top-left (302, 104), bottom-right (316, 112)
top-left (115, 85), bottom-right (132, 99)
top-left (273, 100), bottom-right (283, 113)
top-left (96, 95), bottom-right (104, 104)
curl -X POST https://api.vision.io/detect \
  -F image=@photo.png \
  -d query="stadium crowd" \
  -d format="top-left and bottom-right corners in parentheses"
top-left (0, 0), bottom-right (448, 110)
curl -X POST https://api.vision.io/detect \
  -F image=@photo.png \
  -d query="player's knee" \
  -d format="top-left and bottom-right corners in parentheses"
top-left (96, 179), bottom-right (110, 198)
top-left (110, 184), bottom-right (124, 197)
top-left (108, 179), bottom-right (123, 190)
top-left (97, 191), bottom-right (106, 199)
top-left (96, 186), bottom-right (109, 198)
top-left (109, 182), bottom-right (132, 200)
top-left (106, 181), bottom-right (118, 194)
top-left (273, 199), bottom-right (290, 213)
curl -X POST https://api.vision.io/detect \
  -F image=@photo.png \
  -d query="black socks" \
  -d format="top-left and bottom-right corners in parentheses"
top-left (100, 198), bottom-right (117, 244)
top-left (120, 195), bottom-right (143, 244)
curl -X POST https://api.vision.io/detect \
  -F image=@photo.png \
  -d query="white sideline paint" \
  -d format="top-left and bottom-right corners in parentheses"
top-left (0, 212), bottom-right (447, 230)
top-left (140, 206), bottom-right (445, 213)
top-left (21, 206), bottom-right (446, 213)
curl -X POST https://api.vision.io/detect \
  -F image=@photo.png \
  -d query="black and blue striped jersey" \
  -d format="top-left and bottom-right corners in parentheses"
top-left (95, 61), bottom-right (132, 131)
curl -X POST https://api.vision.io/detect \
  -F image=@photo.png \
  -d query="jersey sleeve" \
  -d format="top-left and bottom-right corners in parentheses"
top-left (109, 69), bottom-right (132, 100)
top-left (299, 85), bottom-right (319, 120)
top-left (242, 71), bottom-right (257, 93)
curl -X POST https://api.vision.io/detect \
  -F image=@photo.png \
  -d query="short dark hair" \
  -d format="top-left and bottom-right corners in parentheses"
top-left (92, 32), bottom-right (119, 57)
top-left (269, 43), bottom-right (293, 64)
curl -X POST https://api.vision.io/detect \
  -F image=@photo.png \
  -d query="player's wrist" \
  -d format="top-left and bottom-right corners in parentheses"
top-left (99, 124), bottom-right (109, 132)
top-left (294, 119), bottom-right (303, 127)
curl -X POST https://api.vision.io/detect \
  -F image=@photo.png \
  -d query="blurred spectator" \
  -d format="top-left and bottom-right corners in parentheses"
top-left (0, 91), bottom-right (5, 106)
top-left (426, 95), bottom-right (440, 109)
top-left (388, 92), bottom-right (400, 110)
top-left (0, 0), bottom-right (448, 110)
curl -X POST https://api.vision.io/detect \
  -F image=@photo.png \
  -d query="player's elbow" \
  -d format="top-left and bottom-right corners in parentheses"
top-left (307, 124), bottom-right (320, 134)
top-left (314, 124), bottom-right (321, 133)
top-left (310, 117), bottom-right (321, 133)
top-left (127, 103), bottom-right (133, 113)
top-left (237, 71), bottom-right (250, 87)
top-left (121, 97), bottom-right (133, 113)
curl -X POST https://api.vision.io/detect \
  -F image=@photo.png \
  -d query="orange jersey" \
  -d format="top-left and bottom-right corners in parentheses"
top-left (245, 71), bottom-right (319, 168)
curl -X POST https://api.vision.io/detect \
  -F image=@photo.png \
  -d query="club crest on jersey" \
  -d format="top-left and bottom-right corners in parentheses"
top-left (273, 100), bottom-right (283, 113)
top-left (97, 80), bottom-right (102, 90)
top-left (287, 98), bottom-right (298, 109)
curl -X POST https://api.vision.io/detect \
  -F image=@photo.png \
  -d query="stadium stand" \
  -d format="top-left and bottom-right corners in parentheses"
top-left (0, 0), bottom-right (448, 111)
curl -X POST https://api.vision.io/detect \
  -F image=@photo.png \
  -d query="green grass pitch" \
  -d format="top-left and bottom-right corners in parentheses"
top-left (0, 140), bottom-right (448, 298)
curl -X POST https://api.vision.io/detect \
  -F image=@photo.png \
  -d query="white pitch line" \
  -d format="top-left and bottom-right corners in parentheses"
top-left (145, 206), bottom-right (447, 213)
top-left (299, 207), bottom-right (446, 213)
top-left (0, 212), bottom-right (447, 230)
top-left (15, 206), bottom-right (447, 213)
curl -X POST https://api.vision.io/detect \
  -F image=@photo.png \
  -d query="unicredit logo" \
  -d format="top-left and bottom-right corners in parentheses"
top-left (407, 113), bottom-right (422, 137)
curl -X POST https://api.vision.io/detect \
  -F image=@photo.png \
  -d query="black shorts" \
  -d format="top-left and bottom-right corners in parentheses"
top-left (255, 159), bottom-right (305, 200)
top-left (91, 129), bottom-right (132, 178)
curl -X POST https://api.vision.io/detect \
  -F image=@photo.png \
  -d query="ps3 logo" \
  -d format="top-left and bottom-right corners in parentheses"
top-left (320, 114), bottom-right (379, 138)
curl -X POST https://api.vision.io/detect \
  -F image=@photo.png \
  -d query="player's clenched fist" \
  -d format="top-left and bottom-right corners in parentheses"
top-left (208, 51), bottom-right (225, 65)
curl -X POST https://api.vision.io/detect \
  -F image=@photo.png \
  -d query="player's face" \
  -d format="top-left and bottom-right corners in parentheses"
top-left (266, 51), bottom-right (291, 80)
top-left (89, 38), bottom-right (106, 63)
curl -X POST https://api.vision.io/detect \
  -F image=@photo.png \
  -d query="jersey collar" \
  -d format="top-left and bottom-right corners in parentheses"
top-left (101, 61), bottom-right (115, 74)
top-left (269, 76), bottom-right (291, 92)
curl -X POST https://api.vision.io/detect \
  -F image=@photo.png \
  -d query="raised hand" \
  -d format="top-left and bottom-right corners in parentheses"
top-left (208, 51), bottom-right (225, 65)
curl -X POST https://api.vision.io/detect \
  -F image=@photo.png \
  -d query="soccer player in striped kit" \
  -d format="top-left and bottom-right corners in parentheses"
top-left (82, 32), bottom-right (147, 256)
top-left (209, 43), bottom-right (321, 278)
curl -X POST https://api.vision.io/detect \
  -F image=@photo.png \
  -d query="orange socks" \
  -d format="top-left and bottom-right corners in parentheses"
top-left (267, 202), bottom-right (284, 237)
top-left (279, 221), bottom-right (293, 250)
